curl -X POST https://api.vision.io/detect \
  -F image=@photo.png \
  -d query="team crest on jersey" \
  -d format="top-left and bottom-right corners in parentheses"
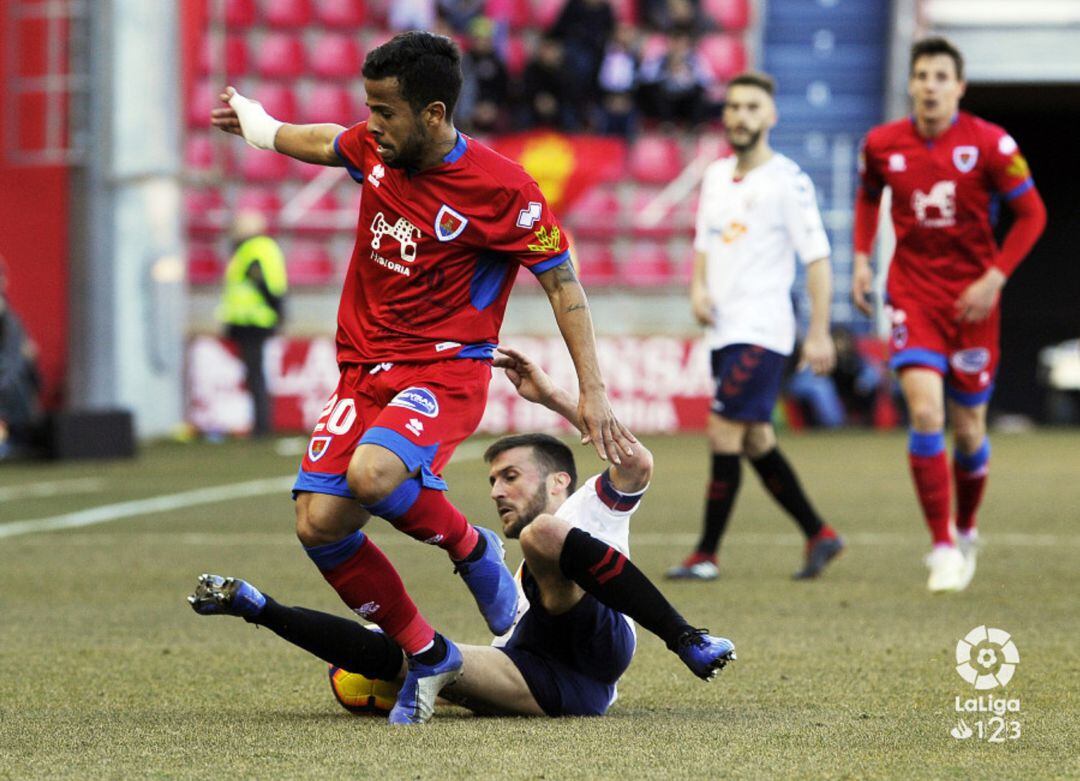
top-left (388, 387), bottom-right (440, 417)
top-left (308, 436), bottom-right (332, 462)
top-left (950, 348), bottom-right (991, 374)
top-left (892, 324), bottom-right (909, 349)
top-left (953, 146), bottom-right (979, 173)
top-left (434, 204), bottom-right (469, 242)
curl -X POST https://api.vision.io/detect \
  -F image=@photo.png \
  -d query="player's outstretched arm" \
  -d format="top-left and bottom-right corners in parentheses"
top-left (211, 86), bottom-right (344, 167)
top-left (536, 260), bottom-right (637, 464)
top-left (494, 346), bottom-right (651, 492)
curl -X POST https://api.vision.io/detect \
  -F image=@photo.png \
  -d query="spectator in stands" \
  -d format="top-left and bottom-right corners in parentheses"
top-left (638, 29), bottom-right (714, 125)
top-left (520, 36), bottom-right (575, 130)
top-left (460, 17), bottom-right (509, 133)
top-left (786, 327), bottom-right (887, 428)
top-left (595, 23), bottom-right (641, 137)
top-left (438, 0), bottom-right (486, 33)
top-left (639, 0), bottom-right (704, 33)
top-left (0, 254), bottom-right (44, 459)
top-left (550, 0), bottom-right (615, 127)
top-left (217, 212), bottom-right (288, 438)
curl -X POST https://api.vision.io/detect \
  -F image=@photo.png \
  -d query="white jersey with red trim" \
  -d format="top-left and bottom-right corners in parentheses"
top-left (492, 471), bottom-right (647, 646)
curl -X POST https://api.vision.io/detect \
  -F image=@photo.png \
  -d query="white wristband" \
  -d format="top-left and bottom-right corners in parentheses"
top-left (228, 90), bottom-right (284, 151)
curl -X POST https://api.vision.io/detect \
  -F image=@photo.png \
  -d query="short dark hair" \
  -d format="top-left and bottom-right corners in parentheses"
top-left (484, 433), bottom-right (577, 494)
top-left (910, 36), bottom-right (964, 80)
top-left (362, 31), bottom-right (463, 117)
top-left (727, 71), bottom-right (776, 97)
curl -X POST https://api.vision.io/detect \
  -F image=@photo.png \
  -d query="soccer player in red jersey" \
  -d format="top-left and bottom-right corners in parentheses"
top-left (852, 37), bottom-right (1046, 593)
top-left (211, 32), bottom-right (634, 722)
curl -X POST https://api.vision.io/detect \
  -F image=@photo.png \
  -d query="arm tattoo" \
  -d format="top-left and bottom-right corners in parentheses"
top-left (552, 260), bottom-right (578, 284)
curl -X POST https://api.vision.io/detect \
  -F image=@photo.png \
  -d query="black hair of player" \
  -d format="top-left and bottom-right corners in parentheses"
top-left (362, 31), bottom-right (463, 118)
top-left (910, 36), bottom-right (965, 81)
top-left (485, 433), bottom-right (578, 494)
top-left (727, 71), bottom-right (776, 97)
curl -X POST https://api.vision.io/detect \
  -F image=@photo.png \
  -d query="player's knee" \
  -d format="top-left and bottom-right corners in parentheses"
top-left (743, 425), bottom-right (776, 459)
top-left (519, 514), bottom-right (569, 564)
top-left (908, 399), bottom-right (944, 432)
top-left (347, 454), bottom-right (404, 506)
top-left (295, 496), bottom-right (350, 547)
top-left (953, 416), bottom-right (986, 452)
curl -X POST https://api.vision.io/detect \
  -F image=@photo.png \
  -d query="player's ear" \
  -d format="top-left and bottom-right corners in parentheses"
top-left (550, 471), bottom-right (572, 495)
top-left (422, 101), bottom-right (448, 127)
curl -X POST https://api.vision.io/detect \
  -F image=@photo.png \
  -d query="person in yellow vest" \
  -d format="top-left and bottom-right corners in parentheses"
top-left (218, 211), bottom-right (287, 437)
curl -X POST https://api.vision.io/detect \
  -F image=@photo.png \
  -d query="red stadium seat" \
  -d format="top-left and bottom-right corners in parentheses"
top-left (699, 34), bottom-right (747, 82)
top-left (225, 0), bottom-right (257, 27)
top-left (629, 188), bottom-right (683, 239)
top-left (504, 34), bottom-right (530, 79)
top-left (608, 0), bottom-right (637, 24)
top-left (496, 0), bottom-right (532, 31)
top-left (305, 84), bottom-right (359, 125)
top-left (263, 0), bottom-right (312, 28)
top-left (291, 190), bottom-right (341, 234)
top-left (564, 187), bottom-right (620, 240)
top-left (184, 133), bottom-right (217, 172)
top-left (187, 81), bottom-right (219, 128)
top-left (623, 243), bottom-right (675, 286)
top-left (185, 188), bottom-right (225, 235)
top-left (628, 134), bottom-right (683, 184)
top-left (702, 0), bottom-right (750, 31)
top-left (198, 34), bottom-right (250, 76)
top-left (574, 242), bottom-right (618, 286)
top-left (235, 187), bottom-right (282, 216)
top-left (188, 244), bottom-right (224, 285)
top-left (256, 33), bottom-right (307, 79)
top-left (692, 132), bottom-right (731, 162)
top-left (253, 83), bottom-right (299, 122)
top-left (309, 33), bottom-right (363, 80)
top-left (530, 0), bottom-right (564, 28)
top-left (315, 0), bottom-right (366, 28)
top-left (287, 243), bottom-right (337, 286)
top-left (237, 144), bottom-right (292, 181)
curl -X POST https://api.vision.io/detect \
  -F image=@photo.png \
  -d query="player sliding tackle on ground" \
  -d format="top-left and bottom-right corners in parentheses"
top-left (190, 347), bottom-right (735, 724)
top-left (209, 32), bottom-right (635, 723)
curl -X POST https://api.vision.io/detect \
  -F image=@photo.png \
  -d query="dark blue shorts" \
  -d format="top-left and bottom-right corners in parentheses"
top-left (498, 572), bottom-right (635, 717)
top-left (711, 344), bottom-right (787, 422)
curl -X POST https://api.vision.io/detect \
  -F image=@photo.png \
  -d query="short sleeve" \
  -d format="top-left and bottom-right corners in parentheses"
top-left (333, 121), bottom-right (368, 184)
top-left (784, 170), bottom-right (831, 263)
top-left (486, 180), bottom-right (570, 276)
top-left (984, 128), bottom-right (1034, 201)
top-left (857, 134), bottom-right (885, 199)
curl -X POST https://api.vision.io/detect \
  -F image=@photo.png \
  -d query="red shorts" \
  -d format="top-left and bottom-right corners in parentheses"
top-left (293, 360), bottom-right (491, 498)
top-left (885, 295), bottom-right (999, 406)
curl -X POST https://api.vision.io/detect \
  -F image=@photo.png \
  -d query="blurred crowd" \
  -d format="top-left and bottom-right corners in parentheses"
top-left (405, 0), bottom-right (730, 136)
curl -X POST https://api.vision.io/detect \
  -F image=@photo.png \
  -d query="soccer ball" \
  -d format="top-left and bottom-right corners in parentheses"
top-left (327, 665), bottom-right (399, 715)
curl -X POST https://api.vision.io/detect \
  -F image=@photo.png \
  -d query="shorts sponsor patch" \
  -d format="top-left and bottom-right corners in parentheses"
top-left (388, 387), bottom-right (440, 417)
top-left (308, 436), bottom-right (332, 462)
top-left (892, 324), bottom-right (909, 349)
top-left (951, 348), bottom-right (991, 374)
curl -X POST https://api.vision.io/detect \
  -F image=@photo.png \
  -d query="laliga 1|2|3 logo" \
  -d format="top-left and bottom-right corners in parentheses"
top-left (949, 625), bottom-right (1021, 743)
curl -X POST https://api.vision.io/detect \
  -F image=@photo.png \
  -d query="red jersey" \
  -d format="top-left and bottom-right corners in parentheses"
top-left (857, 112), bottom-right (1034, 308)
top-left (332, 122), bottom-right (570, 364)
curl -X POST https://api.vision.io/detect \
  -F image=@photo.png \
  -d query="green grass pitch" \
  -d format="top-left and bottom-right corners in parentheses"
top-left (1, 430), bottom-right (1077, 779)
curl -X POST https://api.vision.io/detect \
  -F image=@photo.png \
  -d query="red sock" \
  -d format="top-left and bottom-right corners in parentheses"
top-left (954, 466), bottom-right (987, 533)
top-left (389, 488), bottom-right (478, 561)
top-left (811, 525), bottom-right (838, 543)
top-left (909, 451), bottom-right (953, 546)
top-left (321, 536), bottom-right (434, 655)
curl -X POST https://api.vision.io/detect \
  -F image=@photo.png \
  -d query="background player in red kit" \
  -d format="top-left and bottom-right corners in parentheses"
top-left (211, 31), bottom-right (634, 723)
top-left (852, 37), bottom-right (1046, 593)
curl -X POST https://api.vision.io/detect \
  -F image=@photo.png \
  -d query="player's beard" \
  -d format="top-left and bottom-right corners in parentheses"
top-left (501, 484), bottom-right (550, 540)
top-left (727, 126), bottom-right (763, 153)
top-left (383, 123), bottom-right (428, 169)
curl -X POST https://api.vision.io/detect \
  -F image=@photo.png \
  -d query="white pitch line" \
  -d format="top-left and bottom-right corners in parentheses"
top-left (0, 476), bottom-right (296, 540)
top-left (0, 477), bottom-right (106, 502)
top-left (0, 446), bottom-right (487, 541)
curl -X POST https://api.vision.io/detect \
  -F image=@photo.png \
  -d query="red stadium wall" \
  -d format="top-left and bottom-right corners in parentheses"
top-left (0, 11), bottom-right (70, 408)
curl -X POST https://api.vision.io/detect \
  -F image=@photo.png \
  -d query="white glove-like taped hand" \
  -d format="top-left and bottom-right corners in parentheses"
top-left (228, 89), bottom-right (284, 151)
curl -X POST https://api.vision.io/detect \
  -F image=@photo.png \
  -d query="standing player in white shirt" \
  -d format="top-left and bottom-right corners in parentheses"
top-left (190, 347), bottom-right (735, 723)
top-left (666, 72), bottom-right (845, 582)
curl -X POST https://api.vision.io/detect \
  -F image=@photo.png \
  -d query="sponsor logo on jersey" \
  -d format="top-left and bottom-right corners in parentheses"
top-left (434, 204), bottom-right (469, 242)
top-left (307, 436), bottom-right (332, 462)
top-left (516, 200), bottom-right (543, 229)
top-left (889, 153), bottom-right (907, 172)
top-left (527, 225), bottom-right (562, 253)
top-left (388, 386), bottom-right (440, 417)
top-left (370, 212), bottom-right (421, 263)
top-left (720, 221), bottom-right (748, 244)
top-left (1006, 153), bottom-right (1030, 180)
top-left (405, 418), bottom-right (424, 437)
top-left (953, 146), bottom-right (979, 173)
top-left (950, 348), bottom-right (991, 374)
top-left (998, 135), bottom-right (1018, 155)
top-left (367, 163), bottom-right (385, 188)
top-left (912, 180), bottom-right (957, 228)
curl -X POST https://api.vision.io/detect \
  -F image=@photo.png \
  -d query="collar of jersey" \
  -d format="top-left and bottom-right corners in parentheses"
top-left (908, 112), bottom-right (960, 145)
top-left (405, 132), bottom-right (468, 176)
